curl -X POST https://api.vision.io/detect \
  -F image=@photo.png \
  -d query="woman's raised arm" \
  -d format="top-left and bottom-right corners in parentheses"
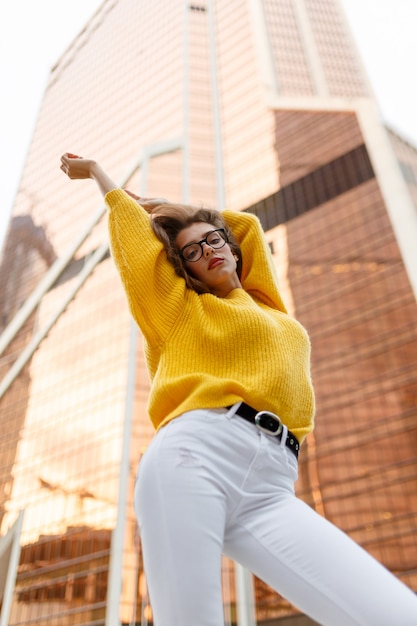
top-left (60, 153), bottom-right (170, 215)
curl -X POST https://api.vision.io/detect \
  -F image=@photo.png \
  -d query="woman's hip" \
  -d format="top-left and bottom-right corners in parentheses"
top-left (135, 406), bottom-right (298, 512)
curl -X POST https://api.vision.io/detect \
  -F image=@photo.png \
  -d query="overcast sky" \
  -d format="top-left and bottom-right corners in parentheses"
top-left (1, 0), bottom-right (416, 250)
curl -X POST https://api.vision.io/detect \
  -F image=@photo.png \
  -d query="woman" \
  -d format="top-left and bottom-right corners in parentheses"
top-left (60, 153), bottom-right (417, 626)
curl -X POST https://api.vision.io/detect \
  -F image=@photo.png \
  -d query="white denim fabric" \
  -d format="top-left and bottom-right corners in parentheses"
top-left (134, 406), bottom-right (417, 626)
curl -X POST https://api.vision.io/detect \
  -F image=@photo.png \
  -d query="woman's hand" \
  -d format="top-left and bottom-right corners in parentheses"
top-left (60, 153), bottom-right (97, 179)
top-left (123, 190), bottom-right (169, 214)
top-left (60, 153), bottom-right (118, 196)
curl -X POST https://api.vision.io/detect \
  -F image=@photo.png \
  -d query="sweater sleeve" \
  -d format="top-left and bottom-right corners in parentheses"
top-left (105, 189), bottom-right (186, 345)
top-left (223, 209), bottom-right (287, 313)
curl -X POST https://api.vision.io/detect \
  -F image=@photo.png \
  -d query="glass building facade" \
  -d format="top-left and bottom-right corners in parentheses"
top-left (0, 1), bottom-right (416, 624)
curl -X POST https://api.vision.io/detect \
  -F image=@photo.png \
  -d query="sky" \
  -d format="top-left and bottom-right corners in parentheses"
top-left (1, 0), bottom-right (416, 251)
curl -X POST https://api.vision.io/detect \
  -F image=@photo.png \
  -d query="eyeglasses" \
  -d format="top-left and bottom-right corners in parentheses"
top-left (179, 228), bottom-right (229, 262)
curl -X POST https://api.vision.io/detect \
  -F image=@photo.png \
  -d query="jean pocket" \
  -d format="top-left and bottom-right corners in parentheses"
top-left (266, 438), bottom-right (299, 480)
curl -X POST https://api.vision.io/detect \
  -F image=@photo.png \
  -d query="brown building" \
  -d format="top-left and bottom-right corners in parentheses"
top-left (0, 1), bottom-right (416, 624)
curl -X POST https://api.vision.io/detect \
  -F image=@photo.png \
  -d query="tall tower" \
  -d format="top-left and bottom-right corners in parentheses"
top-left (1, 1), bottom-right (416, 625)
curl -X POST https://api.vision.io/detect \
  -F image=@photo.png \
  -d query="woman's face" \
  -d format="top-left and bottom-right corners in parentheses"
top-left (176, 222), bottom-right (241, 298)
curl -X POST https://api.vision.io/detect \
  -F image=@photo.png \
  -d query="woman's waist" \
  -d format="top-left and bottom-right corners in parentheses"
top-left (149, 379), bottom-right (315, 443)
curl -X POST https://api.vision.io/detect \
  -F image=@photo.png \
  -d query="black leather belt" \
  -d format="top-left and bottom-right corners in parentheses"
top-left (230, 402), bottom-right (300, 459)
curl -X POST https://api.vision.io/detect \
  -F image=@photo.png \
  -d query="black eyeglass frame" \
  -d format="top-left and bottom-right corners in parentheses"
top-left (179, 228), bottom-right (229, 262)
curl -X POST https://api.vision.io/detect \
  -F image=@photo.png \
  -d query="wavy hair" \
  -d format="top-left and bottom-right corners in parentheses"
top-left (150, 203), bottom-right (242, 294)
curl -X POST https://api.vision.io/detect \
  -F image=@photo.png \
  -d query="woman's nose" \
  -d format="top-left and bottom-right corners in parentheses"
top-left (202, 242), bottom-right (215, 256)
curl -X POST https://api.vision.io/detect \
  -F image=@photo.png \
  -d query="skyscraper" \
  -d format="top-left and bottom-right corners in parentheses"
top-left (1, 0), bottom-right (416, 624)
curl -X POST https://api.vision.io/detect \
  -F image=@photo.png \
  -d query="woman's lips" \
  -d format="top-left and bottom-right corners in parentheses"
top-left (208, 257), bottom-right (223, 269)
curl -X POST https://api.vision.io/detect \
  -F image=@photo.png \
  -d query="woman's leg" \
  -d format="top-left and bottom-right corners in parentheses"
top-left (224, 431), bottom-right (417, 626)
top-left (134, 416), bottom-right (227, 626)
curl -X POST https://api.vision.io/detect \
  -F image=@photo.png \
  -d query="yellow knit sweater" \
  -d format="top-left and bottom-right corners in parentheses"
top-left (106, 189), bottom-right (315, 443)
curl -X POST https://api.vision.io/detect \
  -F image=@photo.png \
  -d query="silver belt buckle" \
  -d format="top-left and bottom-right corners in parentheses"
top-left (255, 411), bottom-right (283, 436)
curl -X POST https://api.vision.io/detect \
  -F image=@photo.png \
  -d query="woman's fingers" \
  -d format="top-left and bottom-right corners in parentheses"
top-left (121, 191), bottom-right (170, 213)
top-left (123, 189), bottom-right (140, 201)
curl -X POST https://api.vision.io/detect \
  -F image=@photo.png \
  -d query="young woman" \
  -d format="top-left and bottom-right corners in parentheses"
top-left (60, 153), bottom-right (417, 626)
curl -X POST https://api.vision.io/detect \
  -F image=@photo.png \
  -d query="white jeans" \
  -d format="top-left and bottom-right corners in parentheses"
top-left (134, 407), bottom-right (417, 626)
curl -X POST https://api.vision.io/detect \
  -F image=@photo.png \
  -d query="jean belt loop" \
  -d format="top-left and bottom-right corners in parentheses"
top-left (225, 402), bottom-right (241, 420)
top-left (279, 424), bottom-right (288, 448)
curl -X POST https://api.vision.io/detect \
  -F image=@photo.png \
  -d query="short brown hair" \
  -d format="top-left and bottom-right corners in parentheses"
top-left (150, 203), bottom-right (242, 294)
